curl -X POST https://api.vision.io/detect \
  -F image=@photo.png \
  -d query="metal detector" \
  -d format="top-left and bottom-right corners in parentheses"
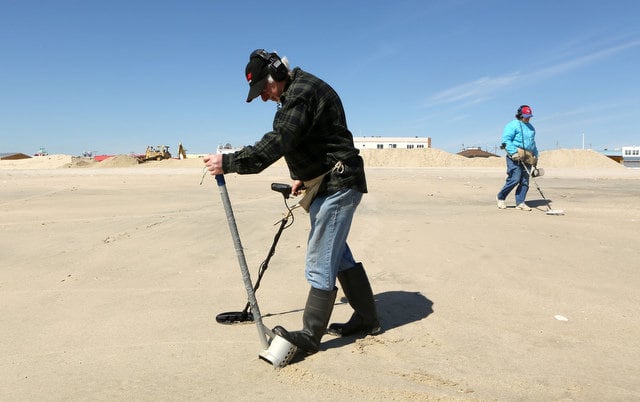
top-left (216, 182), bottom-right (297, 324)
top-left (499, 143), bottom-right (564, 216)
top-left (214, 175), bottom-right (298, 367)
top-left (521, 163), bottom-right (565, 215)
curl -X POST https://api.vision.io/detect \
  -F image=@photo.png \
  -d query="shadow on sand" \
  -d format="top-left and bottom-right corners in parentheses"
top-left (254, 290), bottom-right (434, 365)
top-left (526, 198), bottom-right (554, 209)
top-left (321, 290), bottom-right (434, 351)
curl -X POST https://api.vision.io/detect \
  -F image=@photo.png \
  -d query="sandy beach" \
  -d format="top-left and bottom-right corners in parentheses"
top-left (1, 149), bottom-right (639, 400)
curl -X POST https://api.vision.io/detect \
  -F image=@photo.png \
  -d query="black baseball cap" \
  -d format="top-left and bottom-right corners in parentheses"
top-left (245, 50), bottom-right (270, 103)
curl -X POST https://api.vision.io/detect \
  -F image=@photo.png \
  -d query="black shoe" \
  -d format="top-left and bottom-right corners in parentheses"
top-left (327, 314), bottom-right (381, 337)
top-left (328, 263), bottom-right (380, 337)
top-left (273, 287), bottom-right (337, 354)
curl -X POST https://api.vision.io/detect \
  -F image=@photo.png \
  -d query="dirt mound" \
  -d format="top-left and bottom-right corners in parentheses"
top-left (538, 149), bottom-right (622, 168)
top-left (0, 154), bottom-right (73, 169)
top-left (360, 148), bottom-right (467, 167)
top-left (96, 154), bottom-right (140, 168)
top-left (0, 149), bottom-right (625, 170)
top-left (137, 157), bottom-right (205, 168)
top-left (63, 157), bottom-right (99, 168)
top-left (176, 148), bottom-right (624, 169)
top-left (359, 148), bottom-right (623, 169)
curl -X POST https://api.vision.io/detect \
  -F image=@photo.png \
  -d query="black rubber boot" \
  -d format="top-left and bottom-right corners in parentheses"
top-left (273, 287), bottom-right (337, 355)
top-left (328, 263), bottom-right (380, 337)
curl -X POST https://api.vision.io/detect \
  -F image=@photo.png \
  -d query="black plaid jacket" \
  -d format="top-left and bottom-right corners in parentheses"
top-left (222, 67), bottom-right (367, 195)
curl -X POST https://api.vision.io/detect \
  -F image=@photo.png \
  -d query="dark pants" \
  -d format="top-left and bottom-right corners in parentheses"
top-left (497, 157), bottom-right (530, 205)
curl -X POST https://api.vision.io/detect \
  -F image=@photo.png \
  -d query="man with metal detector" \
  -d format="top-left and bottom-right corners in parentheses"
top-left (204, 49), bottom-right (380, 356)
top-left (496, 105), bottom-right (539, 211)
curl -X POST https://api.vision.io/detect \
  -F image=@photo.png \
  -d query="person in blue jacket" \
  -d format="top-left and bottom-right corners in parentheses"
top-left (496, 105), bottom-right (539, 211)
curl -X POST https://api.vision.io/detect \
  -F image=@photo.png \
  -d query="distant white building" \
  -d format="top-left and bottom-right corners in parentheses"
top-left (353, 136), bottom-right (431, 150)
top-left (622, 146), bottom-right (640, 168)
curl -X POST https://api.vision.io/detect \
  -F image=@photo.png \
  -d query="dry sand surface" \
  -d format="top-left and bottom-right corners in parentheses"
top-left (1, 149), bottom-right (639, 400)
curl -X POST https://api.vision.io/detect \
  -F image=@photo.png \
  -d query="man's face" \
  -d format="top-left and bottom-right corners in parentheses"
top-left (260, 81), bottom-right (282, 103)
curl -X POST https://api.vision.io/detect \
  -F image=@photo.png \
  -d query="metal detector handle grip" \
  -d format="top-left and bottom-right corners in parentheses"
top-left (215, 174), bottom-right (225, 186)
top-left (215, 174), bottom-right (270, 349)
top-left (271, 182), bottom-right (292, 198)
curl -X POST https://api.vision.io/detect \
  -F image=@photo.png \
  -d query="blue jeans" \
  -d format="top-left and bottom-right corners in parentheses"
top-left (497, 157), bottom-right (530, 205)
top-left (305, 188), bottom-right (362, 291)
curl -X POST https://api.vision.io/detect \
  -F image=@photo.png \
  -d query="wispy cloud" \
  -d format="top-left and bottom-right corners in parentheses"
top-left (423, 36), bottom-right (640, 108)
top-left (530, 37), bottom-right (640, 80)
top-left (424, 73), bottom-right (520, 106)
top-left (541, 97), bottom-right (640, 124)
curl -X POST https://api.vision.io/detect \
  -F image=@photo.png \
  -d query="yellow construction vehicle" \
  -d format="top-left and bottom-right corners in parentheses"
top-left (143, 145), bottom-right (172, 161)
top-left (177, 142), bottom-right (187, 159)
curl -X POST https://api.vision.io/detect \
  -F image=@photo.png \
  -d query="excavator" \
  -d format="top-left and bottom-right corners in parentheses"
top-left (177, 142), bottom-right (187, 159)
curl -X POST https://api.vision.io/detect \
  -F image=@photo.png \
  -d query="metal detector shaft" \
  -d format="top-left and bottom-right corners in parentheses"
top-left (522, 163), bottom-right (551, 207)
top-left (521, 162), bottom-right (564, 215)
top-left (215, 174), bottom-right (269, 349)
top-left (239, 214), bottom-right (290, 315)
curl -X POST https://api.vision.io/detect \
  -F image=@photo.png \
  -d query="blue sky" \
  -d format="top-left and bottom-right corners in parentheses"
top-left (1, 0), bottom-right (639, 156)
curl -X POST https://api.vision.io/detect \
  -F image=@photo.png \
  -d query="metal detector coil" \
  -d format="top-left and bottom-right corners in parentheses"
top-left (216, 310), bottom-right (253, 325)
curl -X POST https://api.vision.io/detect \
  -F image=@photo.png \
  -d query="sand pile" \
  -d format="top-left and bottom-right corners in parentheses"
top-left (360, 148), bottom-right (472, 167)
top-left (538, 149), bottom-right (622, 168)
top-left (359, 148), bottom-right (623, 169)
top-left (63, 157), bottom-right (99, 168)
top-left (96, 154), bottom-right (140, 168)
top-left (137, 157), bottom-right (204, 168)
top-left (0, 148), bottom-right (626, 170)
top-left (0, 154), bottom-right (74, 169)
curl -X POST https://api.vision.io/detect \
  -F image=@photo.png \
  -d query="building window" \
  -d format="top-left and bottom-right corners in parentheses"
top-left (417, 144), bottom-right (425, 149)
top-left (389, 144), bottom-right (397, 149)
top-left (377, 144), bottom-right (383, 149)
top-left (407, 144), bottom-right (414, 149)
